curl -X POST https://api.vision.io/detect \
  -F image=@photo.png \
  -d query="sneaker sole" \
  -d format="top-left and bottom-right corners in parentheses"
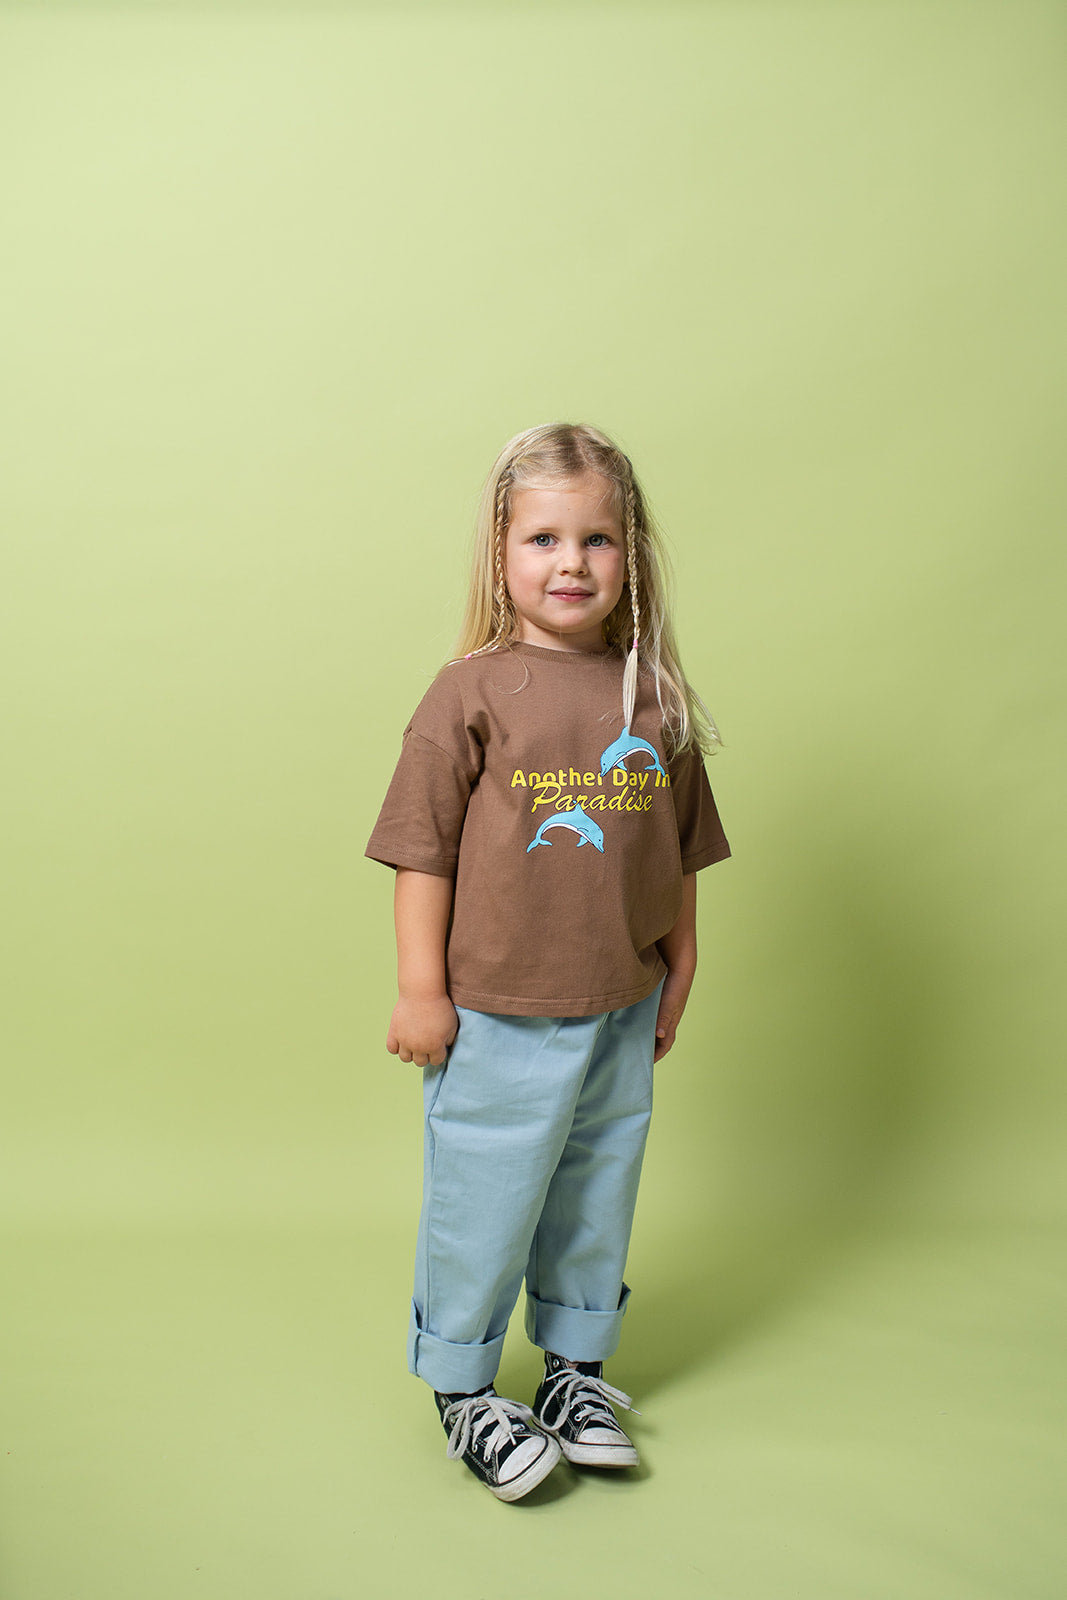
top-left (536, 1423), bottom-right (639, 1469)
top-left (555, 1436), bottom-right (639, 1468)
top-left (488, 1435), bottom-right (563, 1502)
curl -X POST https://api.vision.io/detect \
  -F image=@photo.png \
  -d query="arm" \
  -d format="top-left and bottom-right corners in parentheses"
top-left (653, 871), bottom-right (698, 1062)
top-left (385, 867), bottom-right (459, 1068)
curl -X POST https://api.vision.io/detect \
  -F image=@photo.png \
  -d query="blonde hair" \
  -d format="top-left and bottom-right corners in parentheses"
top-left (451, 422), bottom-right (724, 757)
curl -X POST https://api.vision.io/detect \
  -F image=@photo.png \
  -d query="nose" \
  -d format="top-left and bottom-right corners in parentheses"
top-left (557, 542), bottom-right (588, 574)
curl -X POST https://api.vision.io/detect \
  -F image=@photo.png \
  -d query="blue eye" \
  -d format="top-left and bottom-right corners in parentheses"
top-left (588, 534), bottom-right (608, 547)
top-left (533, 534), bottom-right (554, 546)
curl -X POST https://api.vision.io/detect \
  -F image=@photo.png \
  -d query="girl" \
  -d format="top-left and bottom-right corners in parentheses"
top-left (365, 422), bottom-right (731, 1501)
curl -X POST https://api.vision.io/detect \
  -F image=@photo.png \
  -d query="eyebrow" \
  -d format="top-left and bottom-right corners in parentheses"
top-left (524, 525), bottom-right (618, 535)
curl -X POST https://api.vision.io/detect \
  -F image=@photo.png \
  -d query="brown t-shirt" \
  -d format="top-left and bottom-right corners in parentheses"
top-left (365, 640), bottom-right (731, 1017)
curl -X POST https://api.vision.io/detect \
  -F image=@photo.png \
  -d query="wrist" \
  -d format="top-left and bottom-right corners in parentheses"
top-left (398, 983), bottom-right (452, 1004)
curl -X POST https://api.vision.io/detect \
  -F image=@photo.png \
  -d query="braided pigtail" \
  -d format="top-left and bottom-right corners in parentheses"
top-left (621, 478), bottom-right (641, 731)
top-left (463, 473), bottom-right (513, 660)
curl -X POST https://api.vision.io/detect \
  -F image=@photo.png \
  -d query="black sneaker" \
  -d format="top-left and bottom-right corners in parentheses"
top-left (434, 1385), bottom-right (562, 1502)
top-left (532, 1351), bottom-right (640, 1468)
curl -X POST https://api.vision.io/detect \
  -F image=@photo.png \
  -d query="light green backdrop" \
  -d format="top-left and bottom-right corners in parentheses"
top-left (2, 3), bottom-right (1064, 1598)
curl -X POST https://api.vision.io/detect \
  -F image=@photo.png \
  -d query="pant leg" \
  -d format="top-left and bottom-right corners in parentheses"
top-left (408, 1003), bottom-right (606, 1395)
top-left (523, 977), bottom-right (664, 1363)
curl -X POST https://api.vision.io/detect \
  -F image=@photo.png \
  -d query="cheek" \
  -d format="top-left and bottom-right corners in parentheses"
top-left (605, 552), bottom-right (627, 595)
top-left (505, 547), bottom-right (536, 596)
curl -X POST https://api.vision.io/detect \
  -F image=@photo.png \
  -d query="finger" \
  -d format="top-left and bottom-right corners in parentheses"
top-left (386, 1031), bottom-right (399, 1054)
top-left (653, 1024), bottom-right (676, 1062)
top-left (398, 1047), bottom-right (412, 1063)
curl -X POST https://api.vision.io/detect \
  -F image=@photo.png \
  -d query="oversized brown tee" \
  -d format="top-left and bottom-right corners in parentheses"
top-left (365, 640), bottom-right (731, 1017)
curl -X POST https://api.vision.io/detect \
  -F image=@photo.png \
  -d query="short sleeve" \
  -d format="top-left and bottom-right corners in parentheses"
top-left (364, 669), bottom-right (483, 877)
top-left (667, 744), bottom-right (732, 872)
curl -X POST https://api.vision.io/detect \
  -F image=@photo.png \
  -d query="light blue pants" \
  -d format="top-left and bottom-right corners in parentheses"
top-left (408, 977), bottom-right (665, 1394)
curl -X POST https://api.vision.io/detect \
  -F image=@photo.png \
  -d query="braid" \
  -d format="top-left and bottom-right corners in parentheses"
top-left (465, 471), bottom-right (513, 659)
top-left (493, 477), bottom-right (509, 631)
top-left (621, 474), bottom-right (641, 729)
top-left (624, 480), bottom-right (640, 652)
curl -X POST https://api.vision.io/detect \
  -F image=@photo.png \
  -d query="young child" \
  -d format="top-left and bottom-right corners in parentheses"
top-left (365, 421), bottom-right (731, 1501)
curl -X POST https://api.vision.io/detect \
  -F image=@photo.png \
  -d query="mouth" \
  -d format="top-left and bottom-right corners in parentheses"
top-left (549, 589), bottom-right (594, 600)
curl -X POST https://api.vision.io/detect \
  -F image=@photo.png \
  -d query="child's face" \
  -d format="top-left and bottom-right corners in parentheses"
top-left (505, 471), bottom-right (627, 653)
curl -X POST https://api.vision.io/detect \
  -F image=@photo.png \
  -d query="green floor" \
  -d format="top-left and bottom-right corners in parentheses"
top-left (3, 1216), bottom-right (1061, 1600)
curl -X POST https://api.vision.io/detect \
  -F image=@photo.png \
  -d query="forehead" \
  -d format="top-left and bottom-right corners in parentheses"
top-left (508, 471), bottom-right (621, 531)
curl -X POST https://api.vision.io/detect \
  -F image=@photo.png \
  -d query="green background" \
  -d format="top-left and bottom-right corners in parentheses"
top-left (2, 2), bottom-right (1064, 1596)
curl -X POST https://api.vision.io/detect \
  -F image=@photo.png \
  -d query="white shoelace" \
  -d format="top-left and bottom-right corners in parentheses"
top-left (440, 1392), bottom-right (539, 1462)
top-left (541, 1367), bottom-right (641, 1430)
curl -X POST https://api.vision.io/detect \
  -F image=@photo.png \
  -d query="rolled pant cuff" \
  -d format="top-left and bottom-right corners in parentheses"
top-left (523, 1285), bottom-right (632, 1363)
top-left (407, 1304), bottom-right (506, 1394)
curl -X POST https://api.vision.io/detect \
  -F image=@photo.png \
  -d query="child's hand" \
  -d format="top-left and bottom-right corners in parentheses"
top-left (653, 968), bottom-right (694, 1063)
top-left (387, 995), bottom-right (458, 1068)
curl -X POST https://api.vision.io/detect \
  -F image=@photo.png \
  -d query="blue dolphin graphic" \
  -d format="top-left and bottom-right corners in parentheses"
top-left (599, 724), bottom-right (666, 777)
top-left (526, 803), bottom-right (605, 854)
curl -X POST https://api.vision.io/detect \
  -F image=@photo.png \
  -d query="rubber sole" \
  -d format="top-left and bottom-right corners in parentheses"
top-left (534, 1410), bottom-right (640, 1468)
top-left (554, 1434), bottom-right (639, 1469)
top-left (488, 1435), bottom-right (563, 1502)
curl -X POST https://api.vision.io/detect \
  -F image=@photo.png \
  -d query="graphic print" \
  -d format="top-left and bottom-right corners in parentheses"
top-left (526, 804), bottom-right (606, 854)
top-left (599, 725), bottom-right (667, 778)
top-left (518, 726), bottom-right (670, 857)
